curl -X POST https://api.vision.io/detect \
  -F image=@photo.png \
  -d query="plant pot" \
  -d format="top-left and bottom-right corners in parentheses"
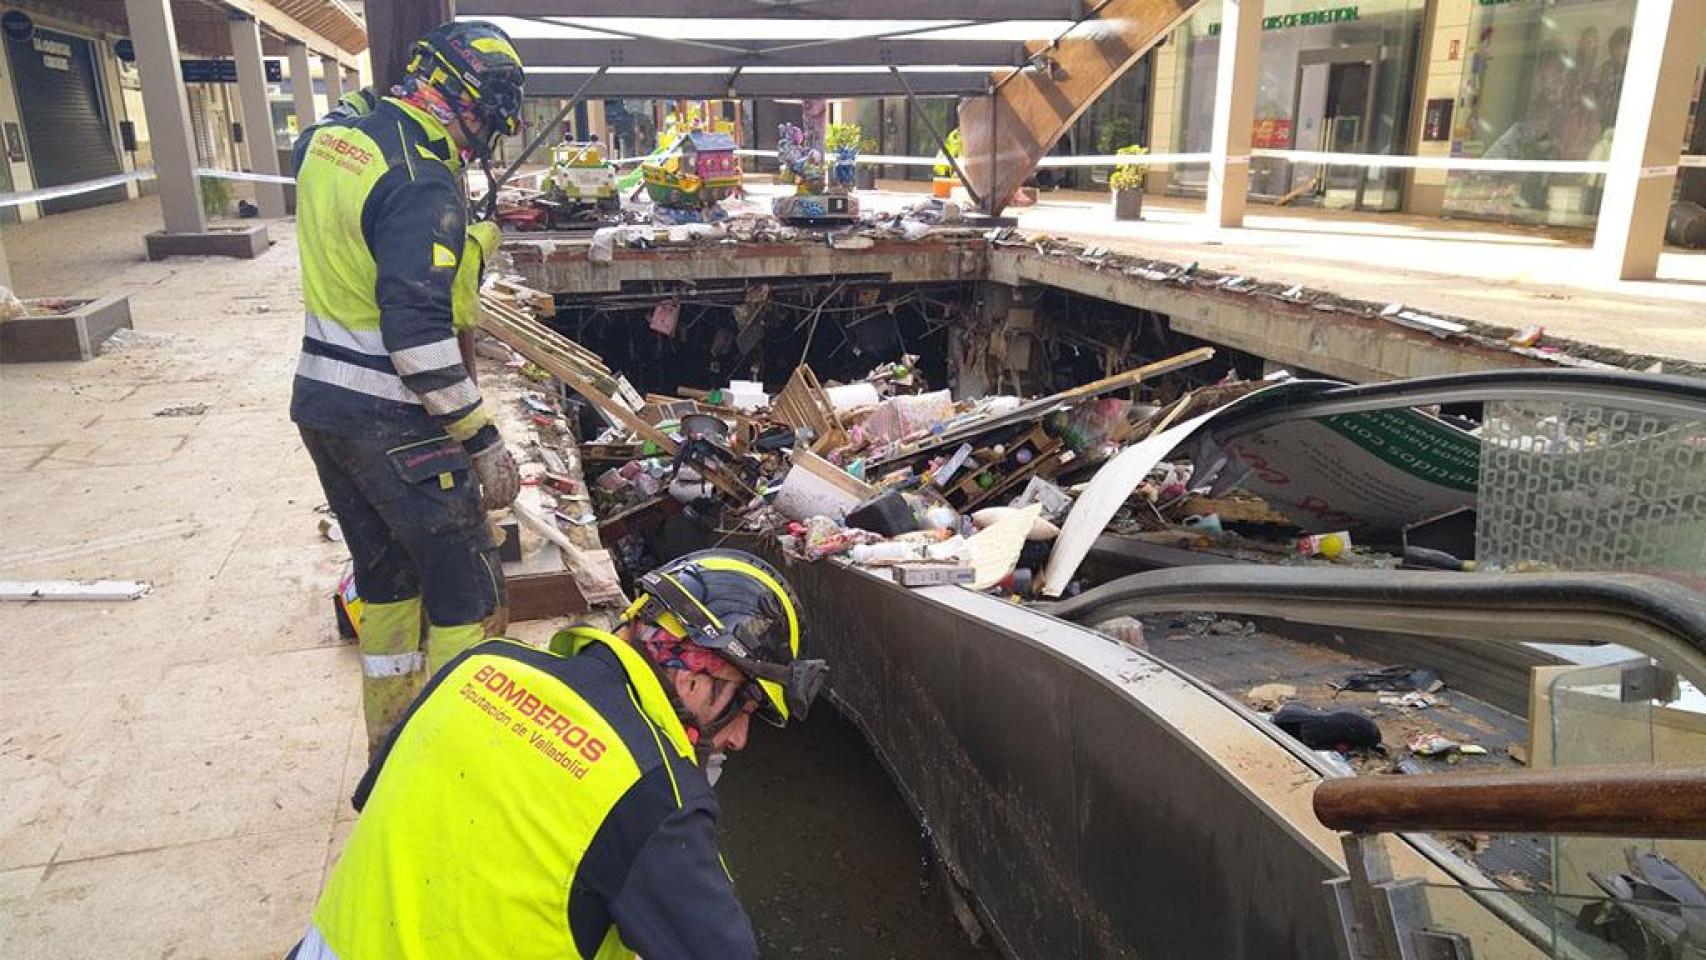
top-left (932, 176), bottom-right (955, 199)
top-left (856, 166), bottom-right (877, 190)
top-left (1112, 188), bottom-right (1144, 221)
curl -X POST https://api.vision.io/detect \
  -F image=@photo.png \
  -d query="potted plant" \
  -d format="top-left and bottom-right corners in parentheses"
top-left (856, 137), bottom-right (879, 190)
top-left (932, 128), bottom-right (962, 199)
top-left (825, 122), bottom-right (862, 190)
top-left (1108, 144), bottom-right (1148, 221)
top-left (199, 175), bottom-right (234, 218)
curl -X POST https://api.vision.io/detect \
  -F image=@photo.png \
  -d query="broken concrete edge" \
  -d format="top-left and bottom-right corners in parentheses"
top-left (507, 228), bottom-right (1700, 379)
top-left (143, 224), bottom-right (271, 261)
top-left (995, 236), bottom-right (1706, 379)
top-left (0, 294), bottom-right (133, 363)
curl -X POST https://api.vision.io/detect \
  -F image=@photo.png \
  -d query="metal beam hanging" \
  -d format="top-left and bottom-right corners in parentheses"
top-left (483, 65), bottom-right (609, 217)
top-left (959, 0), bottom-right (1204, 211)
top-left (525, 70), bottom-right (987, 99)
top-left (888, 66), bottom-right (983, 210)
top-left (457, 0), bottom-right (1083, 20)
top-left (510, 37), bottom-right (1026, 69)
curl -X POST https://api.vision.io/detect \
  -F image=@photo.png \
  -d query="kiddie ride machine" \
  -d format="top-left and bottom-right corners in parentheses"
top-left (536, 141), bottom-right (621, 228)
top-left (772, 116), bottom-right (859, 226)
top-left (640, 131), bottom-right (743, 222)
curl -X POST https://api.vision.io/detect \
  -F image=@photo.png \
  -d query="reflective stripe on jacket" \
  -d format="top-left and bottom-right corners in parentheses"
top-left (289, 97), bottom-right (494, 450)
top-left (310, 631), bottom-right (758, 960)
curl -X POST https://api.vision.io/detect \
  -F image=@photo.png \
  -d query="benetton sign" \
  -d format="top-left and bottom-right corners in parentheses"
top-left (1208, 6), bottom-right (1359, 35)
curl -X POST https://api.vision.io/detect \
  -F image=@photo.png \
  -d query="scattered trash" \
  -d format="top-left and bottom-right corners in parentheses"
top-left (1405, 733), bottom-right (1484, 757)
top-left (1245, 683), bottom-right (1298, 711)
top-left (1272, 704), bottom-right (1382, 751)
top-left (1377, 691), bottom-right (1439, 710)
top-left (1296, 531), bottom-right (1352, 559)
top-left (153, 403), bottom-right (209, 418)
top-left (1339, 666), bottom-right (1444, 694)
top-left (1093, 616), bottom-right (1148, 652)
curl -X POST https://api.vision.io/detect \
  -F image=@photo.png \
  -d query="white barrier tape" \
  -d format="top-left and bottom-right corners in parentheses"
top-left (0, 166), bottom-right (298, 209)
top-left (0, 170), bottom-right (150, 208)
top-left (1252, 149), bottom-right (1609, 175)
top-left (194, 167), bottom-right (296, 185)
top-left (5, 153), bottom-right (1700, 211)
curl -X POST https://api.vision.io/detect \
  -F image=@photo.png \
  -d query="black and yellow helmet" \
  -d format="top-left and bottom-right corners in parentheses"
top-left (405, 20), bottom-right (526, 154)
top-left (626, 549), bottom-right (827, 728)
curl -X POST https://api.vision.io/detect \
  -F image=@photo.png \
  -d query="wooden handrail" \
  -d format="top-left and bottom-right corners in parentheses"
top-left (1314, 765), bottom-right (1706, 839)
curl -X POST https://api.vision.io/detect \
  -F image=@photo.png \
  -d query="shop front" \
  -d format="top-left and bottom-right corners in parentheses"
top-left (1165, 0), bottom-right (1427, 211)
top-left (1441, 0), bottom-right (1636, 228)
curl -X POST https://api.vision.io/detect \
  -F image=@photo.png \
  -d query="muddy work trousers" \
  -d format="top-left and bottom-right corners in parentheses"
top-left (301, 426), bottom-right (504, 754)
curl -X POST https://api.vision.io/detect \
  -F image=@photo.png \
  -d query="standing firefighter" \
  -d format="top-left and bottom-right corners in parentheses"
top-left (288, 550), bottom-right (830, 960)
top-left (291, 21), bottom-right (527, 753)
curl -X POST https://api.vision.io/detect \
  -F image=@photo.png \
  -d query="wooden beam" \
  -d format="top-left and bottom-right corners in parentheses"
top-left (363, 0), bottom-right (450, 89)
top-left (215, 1), bottom-right (366, 64)
top-left (959, 0), bottom-right (1202, 211)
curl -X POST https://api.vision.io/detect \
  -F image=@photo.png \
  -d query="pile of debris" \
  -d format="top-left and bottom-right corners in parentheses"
top-left (474, 275), bottom-right (1488, 611)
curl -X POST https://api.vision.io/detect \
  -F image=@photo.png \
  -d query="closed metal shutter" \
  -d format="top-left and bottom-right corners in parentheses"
top-left (5, 27), bottom-right (125, 214)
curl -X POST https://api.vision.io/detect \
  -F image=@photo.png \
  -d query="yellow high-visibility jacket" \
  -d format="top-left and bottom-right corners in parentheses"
top-left (294, 631), bottom-right (757, 959)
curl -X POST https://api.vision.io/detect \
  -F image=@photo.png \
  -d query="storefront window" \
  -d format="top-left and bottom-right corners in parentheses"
top-left (1170, 0), bottom-right (1425, 210)
top-left (1443, 0), bottom-right (1636, 227)
top-left (1060, 56), bottom-right (1152, 190)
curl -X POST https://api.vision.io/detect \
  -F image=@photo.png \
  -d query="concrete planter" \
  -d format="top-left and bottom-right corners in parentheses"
top-left (1112, 188), bottom-right (1144, 221)
top-left (0, 295), bottom-right (133, 363)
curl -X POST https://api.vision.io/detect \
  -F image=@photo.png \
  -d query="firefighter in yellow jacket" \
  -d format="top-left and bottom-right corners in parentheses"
top-left (287, 549), bottom-right (830, 960)
top-left (290, 21), bottom-right (526, 753)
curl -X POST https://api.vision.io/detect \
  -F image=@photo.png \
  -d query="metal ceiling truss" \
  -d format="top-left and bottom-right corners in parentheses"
top-left (525, 70), bottom-right (987, 99)
top-left (458, 0), bottom-right (1085, 21)
top-left (510, 36), bottom-right (1026, 70)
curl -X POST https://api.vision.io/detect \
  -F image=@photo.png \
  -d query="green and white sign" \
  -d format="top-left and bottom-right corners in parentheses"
top-left (1209, 6), bottom-right (1359, 36)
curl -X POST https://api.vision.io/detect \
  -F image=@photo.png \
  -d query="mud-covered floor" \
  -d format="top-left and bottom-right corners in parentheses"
top-left (717, 704), bottom-right (994, 959)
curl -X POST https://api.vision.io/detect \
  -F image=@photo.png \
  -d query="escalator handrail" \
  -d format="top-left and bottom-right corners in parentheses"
top-left (1314, 763), bottom-right (1706, 839)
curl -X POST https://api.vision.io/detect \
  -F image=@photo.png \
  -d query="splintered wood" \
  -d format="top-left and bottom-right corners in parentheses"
top-left (773, 365), bottom-right (846, 454)
top-left (479, 292), bottom-right (679, 456)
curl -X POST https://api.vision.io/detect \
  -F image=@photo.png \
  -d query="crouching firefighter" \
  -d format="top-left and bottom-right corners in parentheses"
top-left (287, 549), bottom-right (830, 960)
top-left (289, 20), bottom-right (527, 754)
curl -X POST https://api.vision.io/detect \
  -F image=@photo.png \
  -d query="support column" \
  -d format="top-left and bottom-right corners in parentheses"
top-left (287, 42), bottom-right (317, 136)
top-left (1205, 0), bottom-right (1263, 229)
top-left (343, 68), bottom-right (360, 96)
top-left (1591, 0), bottom-right (1706, 280)
top-left (230, 13), bottom-right (286, 217)
top-left (322, 55), bottom-right (345, 107)
top-left (124, 0), bottom-right (206, 235)
top-left (1404, 0), bottom-right (1472, 217)
top-left (366, 0), bottom-right (452, 91)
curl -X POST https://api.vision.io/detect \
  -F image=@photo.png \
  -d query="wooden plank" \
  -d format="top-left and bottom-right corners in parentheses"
top-left (507, 570), bottom-right (591, 622)
top-left (481, 297), bottom-right (679, 455)
top-left (877, 347), bottom-right (1215, 468)
top-left (773, 365), bottom-right (847, 455)
top-left (0, 579), bottom-right (152, 601)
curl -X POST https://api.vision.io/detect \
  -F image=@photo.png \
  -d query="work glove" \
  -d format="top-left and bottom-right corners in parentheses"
top-left (470, 440), bottom-right (521, 511)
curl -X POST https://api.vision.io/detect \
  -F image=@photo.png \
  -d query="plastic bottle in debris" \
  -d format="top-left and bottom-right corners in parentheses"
top-left (849, 541), bottom-right (926, 565)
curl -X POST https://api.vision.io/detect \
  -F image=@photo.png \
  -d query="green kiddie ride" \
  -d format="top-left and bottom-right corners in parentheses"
top-left (540, 141), bottom-right (621, 226)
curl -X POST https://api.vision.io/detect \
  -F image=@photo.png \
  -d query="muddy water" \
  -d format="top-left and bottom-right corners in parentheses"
top-left (716, 705), bottom-right (996, 960)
